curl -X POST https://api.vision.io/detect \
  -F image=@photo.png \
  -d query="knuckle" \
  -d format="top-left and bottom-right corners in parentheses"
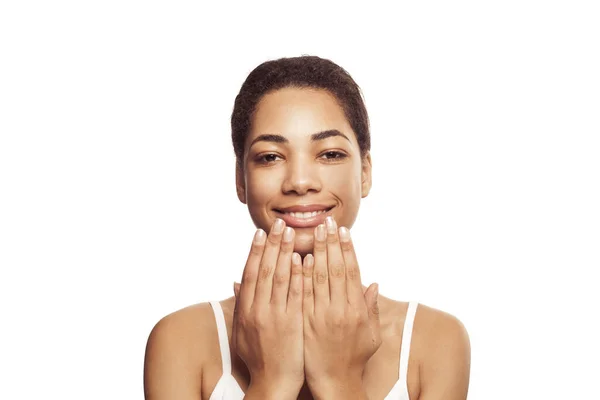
top-left (340, 240), bottom-right (353, 252)
top-left (315, 270), bottom-right (328, 284)
top-left (289, 285), bottom-right (303, 297)
top-left (242, 270), bottom-right (256, 283)
top-left (356, 316), bottom-right (367, 327)
top-left (267, 232), bottom-right (282, 245)
top-left (346, 266), bottom-right (360, 280)
top-left (252, 309), bottom-right (268, 328)
top-left (258, 264), bottom-right (274, 281)
top-left (330, 263), bottom-right (345, 278)
top-left (303, 287), bottom-right (313, 298)
top-left (313, 240), bottom-right (327, 251)
top-left (352, 310), bottom-right (365, 324)
top-left (250, 242), bottom-right (265, 256)
top-left (371, 303), bottom-right (380, 316)
top-left (273, 273), bottom-right (288, 286)
top-left (331, 314), bottom-right (346, 328)
top-left (290, 262), bottom-right (303, 275)
top-left (279, 239), bottom-right (293, 253)
top-left (236, 312), bottom-right (248, 328)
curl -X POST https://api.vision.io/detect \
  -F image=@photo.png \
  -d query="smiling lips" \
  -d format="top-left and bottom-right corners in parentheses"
top-left (274, 205), bottom-right (335, 228)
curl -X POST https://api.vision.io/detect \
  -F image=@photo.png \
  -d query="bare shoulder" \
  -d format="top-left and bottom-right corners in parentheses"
top-left (412, 304), bottom-right (471, 400)
top-left (413, 303), bottom-right (470, 343)
top-left (143, 302), bottom-right (218, 400)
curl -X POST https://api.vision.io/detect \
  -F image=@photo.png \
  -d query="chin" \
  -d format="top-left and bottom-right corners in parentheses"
top-left (293, 233), bottom-right (315, 257)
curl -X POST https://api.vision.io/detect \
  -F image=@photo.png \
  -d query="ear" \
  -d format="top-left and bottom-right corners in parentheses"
top-left (361, 151), bottom-right (372, 198)
top-left (235, 162), bottom-right (247, 204)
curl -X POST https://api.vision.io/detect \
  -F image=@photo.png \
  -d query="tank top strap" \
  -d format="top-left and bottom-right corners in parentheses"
top-left (398, 301), bottom-right (419, 383)
top-left (209, 301), bottom-right (232, 375)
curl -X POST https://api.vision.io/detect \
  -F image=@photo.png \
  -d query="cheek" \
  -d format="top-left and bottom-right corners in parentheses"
top-left (325, 166), bottom-right (362, 225)
top-left (325, 165), bottom-right (362, 197)
top-left (246, 170), bottom-right (281, 207)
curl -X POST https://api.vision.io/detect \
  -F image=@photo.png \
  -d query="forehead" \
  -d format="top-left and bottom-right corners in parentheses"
top-left (249, 87), bottom-right (358, 146)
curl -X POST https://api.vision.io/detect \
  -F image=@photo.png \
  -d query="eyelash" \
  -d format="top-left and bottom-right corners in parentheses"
top-left (255, 151), bottom-right (348, 165)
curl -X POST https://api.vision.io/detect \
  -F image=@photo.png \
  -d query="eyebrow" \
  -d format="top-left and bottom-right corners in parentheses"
top-left (249, 129), bottom-right (350, 148)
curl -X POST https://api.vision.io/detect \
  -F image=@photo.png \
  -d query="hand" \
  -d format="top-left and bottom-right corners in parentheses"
top-left (231, 218), bottom-right (305, 395)
top-left (302, 216), bottom-right (381, 391)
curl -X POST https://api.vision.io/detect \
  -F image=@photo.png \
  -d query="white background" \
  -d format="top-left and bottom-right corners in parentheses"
top-left (1, 1), bottom-right (599, 399)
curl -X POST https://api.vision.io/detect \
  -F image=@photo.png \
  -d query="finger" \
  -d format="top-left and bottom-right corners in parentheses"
top-left (240, 229), bottom-right (267, 311)
top-left (312, 223), bottom-right (329, 309)
top-left (271, 227), bottom-right (295, 308)
top-left (254, 218), bottom-right (285, 304)
top-left (325, 216), bottom-right (347, 306)
top-left (232, 284), bottom-right (241, 354)
top-left (339, 226), bottom-right (364, 305)
top-left (302, 254), bottom-right (315, 317)
top-left (364, 283), bottom-right (380, 326)
top-left (287, 252), bottom-right (304, 312)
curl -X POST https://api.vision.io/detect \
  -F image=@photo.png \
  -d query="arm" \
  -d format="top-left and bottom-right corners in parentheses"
top-left (309, 381), bottom-right (369, 400)
top-left (143, 312), bottom-right (203, 400)
top-left (243, 380), bottom-right (304, 400)
top-left (418, 311), bottom-right (471, 400)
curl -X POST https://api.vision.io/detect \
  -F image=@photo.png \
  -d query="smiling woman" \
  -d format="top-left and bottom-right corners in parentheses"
top-left (143, 56), bottom-right (471, 400)
top-left (238, 86), bottom-right (369, 257)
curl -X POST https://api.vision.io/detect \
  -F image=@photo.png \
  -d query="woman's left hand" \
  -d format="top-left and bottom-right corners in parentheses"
top-left (302, 216), bottom-right (382, 395)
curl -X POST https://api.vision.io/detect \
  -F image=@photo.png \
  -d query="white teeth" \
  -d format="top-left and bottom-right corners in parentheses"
top-left (287, 210), bottom-right (326, 219)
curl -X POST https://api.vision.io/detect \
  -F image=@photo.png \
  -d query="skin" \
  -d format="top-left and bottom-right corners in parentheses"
top-left (143, 87), bottom-right (471, 400)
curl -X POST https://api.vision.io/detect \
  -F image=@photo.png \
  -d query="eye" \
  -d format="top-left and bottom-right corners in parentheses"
top-left (320, 151), bottom-right (347, 161)
top-left (255, 153), bottom-right (282, 164)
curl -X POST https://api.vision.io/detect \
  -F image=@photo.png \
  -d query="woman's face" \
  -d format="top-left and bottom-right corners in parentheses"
top-left (236, 87), bottom-right (372, 256)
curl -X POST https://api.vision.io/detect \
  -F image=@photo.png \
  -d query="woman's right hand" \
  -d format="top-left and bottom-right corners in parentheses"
top-left (231, 218), bottom-right (305, 397)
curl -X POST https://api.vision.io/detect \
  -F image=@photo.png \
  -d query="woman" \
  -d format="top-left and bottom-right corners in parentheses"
top-left (144, 56), bottom-right (471, 400)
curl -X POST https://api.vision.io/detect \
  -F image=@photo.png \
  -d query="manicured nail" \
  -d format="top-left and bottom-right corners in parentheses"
top-left (339, 226), bottom-right (350, 242)
top-left (273, 218), bottom-right (284, 234)
top-left (283, 227), bottom-right (294, 242)
top-left (316, 224), bottom-right (326, 241)
top-left (325, 216), bottom-right (336, 234)
top-left (304, 253), bottom-right (314, 268)
top-left (253, 229), bottom-right (266, 244)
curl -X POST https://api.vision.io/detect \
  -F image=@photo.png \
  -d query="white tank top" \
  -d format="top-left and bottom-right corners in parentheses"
top-left (208, 301), bottom-right (419, 400)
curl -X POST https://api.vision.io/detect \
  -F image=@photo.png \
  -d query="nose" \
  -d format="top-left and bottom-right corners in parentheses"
top-left (281, 156), bottom-right (321, 195)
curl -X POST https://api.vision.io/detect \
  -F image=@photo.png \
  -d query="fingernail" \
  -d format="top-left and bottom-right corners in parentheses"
top-left (316, 224), bottom-right (326, 241)
top-left (304, 253), bottom-right (314, 268)
top-left (339, 226), bottom-right (350, 242)
top-left (253, 229), bottom-right (266, 244)
top-left (325, 216), bottom-right (336, 234)
top-left (374, 284), bottom-right (379, 297)
top-left (273, 218), bottom-right (285, 234)
top-left (283, 227), bottom-right (294, 242)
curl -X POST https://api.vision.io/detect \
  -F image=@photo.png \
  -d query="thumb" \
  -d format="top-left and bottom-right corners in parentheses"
top-left (232, 282), bottom-right (241, 316)
top-left (364, 283), bottom-right (380, 322)
top-left (231, 282), bottom-right (241, 353)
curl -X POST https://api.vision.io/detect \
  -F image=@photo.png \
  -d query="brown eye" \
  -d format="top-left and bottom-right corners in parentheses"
top-left (256, 153), bottom-right (282, 164)
top-left (320, 151), bottom-right (347, 161)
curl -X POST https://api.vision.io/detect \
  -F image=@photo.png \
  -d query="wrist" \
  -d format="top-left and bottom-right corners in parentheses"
top-left (244, 376), bottom-right (303, 400)
top-left (307, 377), bottom-right (368, 400)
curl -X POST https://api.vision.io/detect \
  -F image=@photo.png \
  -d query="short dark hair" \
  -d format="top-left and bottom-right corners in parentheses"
top-left (231, 55), bottom-right (371, 169)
